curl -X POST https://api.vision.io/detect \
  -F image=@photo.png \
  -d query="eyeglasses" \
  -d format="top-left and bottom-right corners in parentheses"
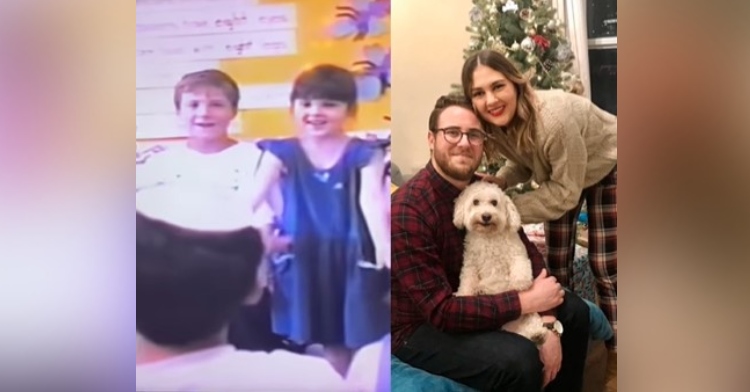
top-left (433, 127), bottom-right (488, 146)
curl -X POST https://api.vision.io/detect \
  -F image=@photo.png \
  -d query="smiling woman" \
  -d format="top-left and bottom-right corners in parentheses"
top-left (462, 49), bottom-right (618, 356)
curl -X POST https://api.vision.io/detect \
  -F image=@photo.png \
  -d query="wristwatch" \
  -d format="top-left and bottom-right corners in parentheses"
top-left (544, 320), bottom-right (564, 337)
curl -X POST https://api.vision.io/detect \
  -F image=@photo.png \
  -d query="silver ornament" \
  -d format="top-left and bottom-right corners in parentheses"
top-left (521, 36), bottom-right (536, 52)
top-left (470, 7), bottom-right (483, 23)
top-left (556, 43), bottom-right (573, 61)
top-left (519, 8), bottom-right (534, 22)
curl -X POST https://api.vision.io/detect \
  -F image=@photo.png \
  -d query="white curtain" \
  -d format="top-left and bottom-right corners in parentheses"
top-left (552, 0), bottom-right (591, 98)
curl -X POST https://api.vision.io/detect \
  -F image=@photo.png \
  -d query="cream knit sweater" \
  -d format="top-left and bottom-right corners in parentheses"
top-left (493, 89), bottom-right (617, 224)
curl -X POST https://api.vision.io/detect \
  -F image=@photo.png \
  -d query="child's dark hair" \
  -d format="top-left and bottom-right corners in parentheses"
top-left (290, 64), bottom-right (358, 113)
top-left (136, 212), bottom-right (265, 346)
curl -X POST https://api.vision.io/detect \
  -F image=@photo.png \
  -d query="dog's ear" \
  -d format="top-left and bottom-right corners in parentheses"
top-left (453, 191), bottom-right (468, 229)
top-left (504, 197), bottom-right (522, 231)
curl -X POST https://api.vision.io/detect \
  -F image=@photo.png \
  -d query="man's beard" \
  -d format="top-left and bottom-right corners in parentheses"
top-left (434, 148), bottom-right (479, 182)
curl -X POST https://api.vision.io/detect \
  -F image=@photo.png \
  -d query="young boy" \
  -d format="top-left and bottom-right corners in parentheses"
top-left (135, 192), bottom-right (350, 392)
top-left (136, 69), bottom-right (290, 353)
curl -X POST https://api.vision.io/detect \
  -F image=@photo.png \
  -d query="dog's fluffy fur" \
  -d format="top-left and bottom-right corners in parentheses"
top-left (453, 182), bottom-right (547, 344)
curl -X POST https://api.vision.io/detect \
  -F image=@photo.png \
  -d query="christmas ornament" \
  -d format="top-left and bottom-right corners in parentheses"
top-left (546, 19), bottom-right (559, 31)
top-left (532, 35), bottom-right (551, 51)
top-left (519, 8), bottom-right (534, 22)
top-left (511, 41), bottom-right (521, 51)
top-left (570, 79), bottom-right (585, 95)
top-left (521, 36), bottom-right (536, 52)
top-left (525, 26), bottom-right (537, 36)
top-left (470, 7), bottom-right (482, 24)
top-left (526, 53), bottom-right (538, 64)
top-left (542, 59), bottom-right (555, 71)
top-left (491, 40), bottom-right (509, 54)
top-left (556, 43), bottom-right (574, 61)
top-left (502, 0), bottom-right (519, 13)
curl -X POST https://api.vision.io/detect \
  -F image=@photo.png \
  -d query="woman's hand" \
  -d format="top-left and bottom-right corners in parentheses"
top-left (475, 173), bottom-right (507, 189)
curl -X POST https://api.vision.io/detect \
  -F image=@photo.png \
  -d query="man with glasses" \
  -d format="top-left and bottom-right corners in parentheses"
top-left (391, 95), bottom-right (590, 392)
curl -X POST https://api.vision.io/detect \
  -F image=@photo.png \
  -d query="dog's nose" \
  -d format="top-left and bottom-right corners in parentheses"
top-left (482, 214), bottom-right (492, 223)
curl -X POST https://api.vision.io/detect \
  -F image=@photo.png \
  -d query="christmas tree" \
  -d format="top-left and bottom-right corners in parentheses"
top-left (464, 0), bottom-right (583, 94)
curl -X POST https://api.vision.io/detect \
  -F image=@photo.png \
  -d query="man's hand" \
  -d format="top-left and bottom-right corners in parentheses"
top-left (519, 269), bottom-right (565, 314)
top-left (475, 173), bottom-right (507, 189)
top-left (539, 331), bottom-right (563, 387)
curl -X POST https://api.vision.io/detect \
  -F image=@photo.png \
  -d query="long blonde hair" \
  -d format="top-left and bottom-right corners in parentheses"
top-left (461, 50), bottom-right (540, 155)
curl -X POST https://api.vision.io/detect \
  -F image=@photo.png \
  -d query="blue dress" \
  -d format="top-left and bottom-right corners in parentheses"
top-left (259, 138), bottom-right (390, 349)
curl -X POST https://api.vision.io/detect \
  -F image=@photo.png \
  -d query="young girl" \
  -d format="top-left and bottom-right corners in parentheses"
top-left (250, 64), bottom-right (391, 376)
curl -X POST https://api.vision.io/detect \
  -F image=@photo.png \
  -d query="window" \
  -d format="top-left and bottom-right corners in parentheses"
top-left (588, 49), bottom-right (617, 115)
top-left (587, 0), bottom-right (617, 115)
top-left (587, 0), bottom-right (617, 39)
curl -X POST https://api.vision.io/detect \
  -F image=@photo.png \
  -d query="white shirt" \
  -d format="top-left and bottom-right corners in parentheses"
top-left (136, 346), bottom-right (352, 392)
top-left (136, 143), bottom-right (275, 227)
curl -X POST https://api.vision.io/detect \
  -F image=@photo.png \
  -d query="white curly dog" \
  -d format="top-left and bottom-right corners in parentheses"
top-left (453, 181), bottom-right (548, 344)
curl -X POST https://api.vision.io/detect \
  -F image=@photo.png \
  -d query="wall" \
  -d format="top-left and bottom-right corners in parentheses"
top-left (136, 0), bottom-right (391, 149)
top-left (390, 0), bottom-right (472, 178)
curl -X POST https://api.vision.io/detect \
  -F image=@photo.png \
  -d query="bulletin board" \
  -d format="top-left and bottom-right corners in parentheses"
top-left (136, 0), bottom-right (391, 148)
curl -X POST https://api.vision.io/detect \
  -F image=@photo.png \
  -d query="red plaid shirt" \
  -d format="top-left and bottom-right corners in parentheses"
top-left (391, 162), bottom-right (554, 351)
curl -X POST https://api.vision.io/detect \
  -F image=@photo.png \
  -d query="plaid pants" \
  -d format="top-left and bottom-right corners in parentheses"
top-left (546, 167), bottom-right (617, 351)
